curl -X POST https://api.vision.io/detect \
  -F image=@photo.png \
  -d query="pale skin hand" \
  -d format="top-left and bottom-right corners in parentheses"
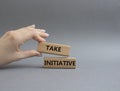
top-left (0, 25), bottom-right (49, 66)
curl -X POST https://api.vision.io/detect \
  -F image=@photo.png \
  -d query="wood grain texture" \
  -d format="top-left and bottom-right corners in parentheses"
top-left (37, 42), bottom-right (70, 56)
top-left (44, 57), bottom-right (76, 69)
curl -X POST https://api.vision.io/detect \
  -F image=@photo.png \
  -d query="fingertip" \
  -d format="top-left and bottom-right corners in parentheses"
top-left (37, 53), bottom-right (42, 57)
top-left (39, 37), bottom-right (46, 42)
top-left (39, 32), bottom-right (50, 38)
top-left (34, 51), bottom-right (41, 56)
top-left (46, 33), bottom-right (49, 37)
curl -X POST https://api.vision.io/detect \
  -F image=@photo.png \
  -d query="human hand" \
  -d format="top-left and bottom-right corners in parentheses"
top-left (0, 25), bottom-right (49, 66)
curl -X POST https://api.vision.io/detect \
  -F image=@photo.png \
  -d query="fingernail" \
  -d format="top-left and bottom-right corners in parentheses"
top-left (40, 38), bottom-right (46, 42)
top-left (35, 52), bottom-right (40, 56)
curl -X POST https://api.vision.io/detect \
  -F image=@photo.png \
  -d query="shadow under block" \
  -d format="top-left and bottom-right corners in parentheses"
top-left (37, 42), bottom-right (70, 56)
top-left (44, 57), bottom-right (76, 69)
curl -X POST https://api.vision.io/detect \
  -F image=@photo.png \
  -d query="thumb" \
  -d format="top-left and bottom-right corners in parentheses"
top-left (16, 50), bottom-right (41, 59)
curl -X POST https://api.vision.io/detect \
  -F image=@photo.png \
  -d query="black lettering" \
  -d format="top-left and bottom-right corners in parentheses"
top-left (66, 61), bottom-right (69, 66)
top-left (53, 60), bottom-right (57, 65)
top-left (68, 61), bottom-right (74, 66)
top-left (46, 45), bottom-right (62, 52)
top-left (58, 47), bottom-right (61, 52)
top-left (49, 46), bottom-right (54, 51)
top-left (58, 61), bottom-right (63, 65)
top-left (63, 61), bottom-right (68, 66)
top-left (45, 60), bottom-right (75, 67)
top-left (45, 60), bottom-right (53, 65)
top-left (54, 46), bottom-right (58, 51)
top-left (73, 61), bottom-right (76, 66)
top-left (46, 45), bottom-right (50, 50)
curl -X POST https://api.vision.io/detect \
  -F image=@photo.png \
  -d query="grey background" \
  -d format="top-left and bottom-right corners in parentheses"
top-left (0, 0), bottom-right (120, 91)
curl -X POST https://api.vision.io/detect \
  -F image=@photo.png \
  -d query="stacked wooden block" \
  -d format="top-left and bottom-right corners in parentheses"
top-left (37, 42), bottom-right (76, 69)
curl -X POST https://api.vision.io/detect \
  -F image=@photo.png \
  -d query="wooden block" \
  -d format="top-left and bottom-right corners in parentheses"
top-left (37, 42), bottom-right (70, 56)
top-left (44, 57), bottom-right (76, 69)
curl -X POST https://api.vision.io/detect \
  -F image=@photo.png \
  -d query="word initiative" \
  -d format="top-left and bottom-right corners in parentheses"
top-left (37, 42), bottom-right (76, 69)
top-left (44, 57), bottom-right (76, 68)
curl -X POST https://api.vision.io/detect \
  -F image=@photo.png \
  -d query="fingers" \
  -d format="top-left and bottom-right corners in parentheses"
top-left (32, 29), bottom-right (49, 42)
top-left (16, 25), bottom-right (49, 44)
top-left (33, 34), bottom-right (46, 42)
top-left (26, 25), bottom-right (49, 42)
top-left (16, 50), bottom-right (42, 60)
top-left (35, 29), bottom-right (48, 37)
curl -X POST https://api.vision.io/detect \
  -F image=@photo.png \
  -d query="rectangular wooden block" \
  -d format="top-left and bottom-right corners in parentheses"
top-left (44, 57), bottom-right (76, 69)
top-left (37, 42), bottom-right (70, 56)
